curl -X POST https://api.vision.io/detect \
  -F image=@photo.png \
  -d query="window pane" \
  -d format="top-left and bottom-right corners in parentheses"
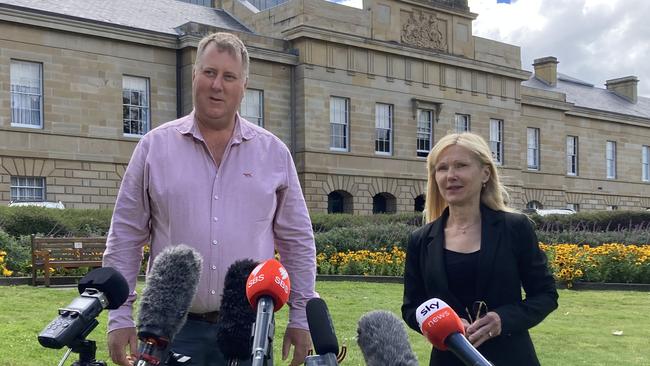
top-left (10, 176), bottom-right (45, 202)
top-left (330, 97), bottom-right (349, 150)
top-left (10, 60), bottom-right (43, 127)
top-left (375, 104), bottom-right (392, 154)
top-left (122, 76), bottom-right (150, 135)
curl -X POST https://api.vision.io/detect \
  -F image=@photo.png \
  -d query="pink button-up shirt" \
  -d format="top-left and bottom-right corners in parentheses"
top-left (103, 111), bottom-right (317, 332)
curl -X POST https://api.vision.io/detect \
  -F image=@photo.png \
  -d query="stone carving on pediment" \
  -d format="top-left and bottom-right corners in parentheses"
top-left (401, 11), bottom-right (447, 51)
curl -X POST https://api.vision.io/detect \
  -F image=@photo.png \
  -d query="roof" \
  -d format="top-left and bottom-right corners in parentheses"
top-left (523, 73), bottom-right (650, 119)
top-left (0, 0), bottom-right (250, 35)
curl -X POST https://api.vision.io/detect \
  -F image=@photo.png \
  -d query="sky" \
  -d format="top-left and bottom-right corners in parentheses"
top-left (329, 0), bottom-right (650, 98)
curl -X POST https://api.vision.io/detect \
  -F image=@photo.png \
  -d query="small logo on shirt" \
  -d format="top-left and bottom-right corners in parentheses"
top-left (243, 172), bottom-right (253, 177)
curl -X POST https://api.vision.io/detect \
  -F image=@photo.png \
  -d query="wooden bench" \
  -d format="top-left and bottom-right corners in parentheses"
top-left (31, 235), bottom-right (106, 287)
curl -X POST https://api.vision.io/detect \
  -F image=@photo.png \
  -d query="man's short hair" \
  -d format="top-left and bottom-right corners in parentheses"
top-left (194, 32), bottom-right (249, 79)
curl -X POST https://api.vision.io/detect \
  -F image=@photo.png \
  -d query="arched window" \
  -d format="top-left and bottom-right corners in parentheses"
top-left (526, 200), bottom-right (543, 210)
top-left (373, 192), bottom-right (396, 214)
top-left (414, 194), bottom-right (425, 212)
top-left (327, 190), bottom-right (353, 214)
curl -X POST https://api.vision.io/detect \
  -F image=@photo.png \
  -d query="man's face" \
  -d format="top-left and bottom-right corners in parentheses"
top-left (192, 42), bottom-right (247, 129)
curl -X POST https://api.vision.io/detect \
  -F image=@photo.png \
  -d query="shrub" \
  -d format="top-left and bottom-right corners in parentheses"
top-left (311, 212), bottom-right (422, 233)
top-left (535, 210), bottom-right (650, 233)
top-left (0, 230), bottom-right (31, 276)
top-left (0, 206), bottom-right (67, 237)
top-left (315, 222), bottom-right (415, 254)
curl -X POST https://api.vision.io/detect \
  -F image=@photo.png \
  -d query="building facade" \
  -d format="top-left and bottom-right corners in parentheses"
top-left (1, 0), bottom-right (649, 213)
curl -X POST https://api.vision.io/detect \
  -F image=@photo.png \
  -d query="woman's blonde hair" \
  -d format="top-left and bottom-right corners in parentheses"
top-left (424, 132), bottom-right (513, 223)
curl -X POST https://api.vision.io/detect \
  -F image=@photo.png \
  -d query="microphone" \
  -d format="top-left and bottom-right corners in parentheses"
top-left (305, 298), bottom-right (341, 366)
top-left (246, 259), bottom-right (291, 366)
top-left (38, 267), bottom-right (129, 349)
top-left (416, 298), bottom-right (492, 366)
top-left (136, 245), bottom-right (203, 366)
top-left (357, 310), bottom-right (419, 366)
top-left (215, 259), bottom-right (259, 362)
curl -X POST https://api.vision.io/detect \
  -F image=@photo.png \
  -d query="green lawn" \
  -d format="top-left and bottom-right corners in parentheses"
top-left (0, 282), bottom-right (648, 365)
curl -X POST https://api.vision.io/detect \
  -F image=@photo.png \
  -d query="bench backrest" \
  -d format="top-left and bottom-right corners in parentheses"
top-left (31, 236), bottom-right (107, 262)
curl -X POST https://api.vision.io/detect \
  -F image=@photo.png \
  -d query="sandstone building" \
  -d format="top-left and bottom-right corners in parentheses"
top-left (1, 0), bottom-right (649, 213)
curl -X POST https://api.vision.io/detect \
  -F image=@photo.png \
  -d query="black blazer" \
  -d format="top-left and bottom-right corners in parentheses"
top-left (402, 205), bottom-right (558, 366)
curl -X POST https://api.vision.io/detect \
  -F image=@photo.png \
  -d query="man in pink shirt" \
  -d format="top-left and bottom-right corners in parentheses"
top-left (103, 32), bottom-right (317, 366)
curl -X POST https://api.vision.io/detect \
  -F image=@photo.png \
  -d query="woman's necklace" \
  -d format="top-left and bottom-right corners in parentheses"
top-left (453, 221), bottom-right (480, 234)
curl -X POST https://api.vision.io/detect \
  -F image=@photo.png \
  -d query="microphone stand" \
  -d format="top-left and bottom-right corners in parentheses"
top-left (57, 319), bottom-right (106, 366)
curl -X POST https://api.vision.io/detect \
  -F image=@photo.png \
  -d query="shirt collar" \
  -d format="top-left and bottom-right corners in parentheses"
top-left (176, 111), bottom-right (257, 144)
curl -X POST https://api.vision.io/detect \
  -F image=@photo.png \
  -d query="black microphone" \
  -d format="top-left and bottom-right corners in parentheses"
top-left (305, 298), bottom-right (339, 366)
top-left (38, 267), bottom-right (129, 349)
top-left (357, 310), bottom-right (419, 366)
top-left (136, 244), bottom-right (203, 366)
top-left (215, 259), bottom-right (259, 362)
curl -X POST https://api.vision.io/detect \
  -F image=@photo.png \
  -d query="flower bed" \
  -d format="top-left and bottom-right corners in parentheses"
top-left (315, 243), bottom-right (650, 286)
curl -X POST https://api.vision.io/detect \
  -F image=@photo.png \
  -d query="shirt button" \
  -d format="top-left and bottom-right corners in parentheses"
top-left (212, 240), bottom-right (218, 245)
top-left (214, 195), bottom-right (219, 200)
top-left (213, 217), bottom-right (218, 222)
top-left (211, 290), bottom-right (216, 295)
top-left (212, 265), bottom-right (217, 270)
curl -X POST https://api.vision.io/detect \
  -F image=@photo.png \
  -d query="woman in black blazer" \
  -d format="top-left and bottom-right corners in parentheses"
top-left (402, 132), bottom-right (558, 366)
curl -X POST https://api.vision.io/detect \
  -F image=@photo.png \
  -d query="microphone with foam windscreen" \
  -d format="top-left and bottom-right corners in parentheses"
top-left (416, 298), bottom-right (492, 366)
top-left (136, 245), bottom-right (203, 366)
top-left (246, 258), bottom-right (291, 366)
top-left (215, 259), bottom-right (259, 363)
top-left (357, 310), bottom-right (419, 366)
top-left (38, 267), bottom-right (129, 349)
top-left (305, 297), bottom-right (340, 366)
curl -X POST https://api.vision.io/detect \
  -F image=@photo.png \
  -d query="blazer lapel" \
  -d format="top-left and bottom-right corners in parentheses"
top-left (476, 205), bottom-right (503, 300)
top-left (426, 217), bottom-right (448, 293)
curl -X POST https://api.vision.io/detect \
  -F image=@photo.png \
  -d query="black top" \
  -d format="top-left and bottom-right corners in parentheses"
top-left (402, 205), bottom-right (559, 366)
top-left (444, 248), bottom-right (480, 321)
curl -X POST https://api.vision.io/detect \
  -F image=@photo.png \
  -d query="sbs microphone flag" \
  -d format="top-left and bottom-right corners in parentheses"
top-left (216, 259), bottom-right (259, 361)
top-left (246, 259), bottom-right (291, 366)
top-left (136, 244), bottom-right (203, 366)
top-left (416, 298), bottom-right (492, 366)
top-left (357, 310), bottom-right (419, 366)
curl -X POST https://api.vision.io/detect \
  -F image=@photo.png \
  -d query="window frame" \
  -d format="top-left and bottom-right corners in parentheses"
top-left (566, 135), bottom-right (578, 176)
top-left (489, 119), bottom-right (504, 165)
top-left (240, 88), bottom-right (264, 127)
top-left (122, 75), bottom-right (151, 137)
top-left (416, 108), bottom-right (433, 158)
top-left (375, 103), bottom-right (393, 156)
top-left (329, 96), bottom-right (349, 152)
top-left (642, 145), bottom-right (649, 182)
top-left (527, 127), bottom-right (540, 170)
top-left (606, 140), bottom-right (617, 179)
top-left (10, 59), bottom-right (44, 129)
top-left (454, 114), bottom-right (470, 133)
top-left (10, 176), bottom-right (46, 202)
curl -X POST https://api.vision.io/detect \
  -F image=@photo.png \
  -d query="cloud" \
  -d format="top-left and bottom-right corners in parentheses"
top-left (469, 0), bottom-right (650, 97)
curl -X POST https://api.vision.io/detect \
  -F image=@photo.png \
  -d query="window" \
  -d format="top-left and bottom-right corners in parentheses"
top-left (567, 203), bottom-right (579, 212)
top-left (416, 109), bottom-right (433, 157)
top-left (606, 205), bottom-right (618, 211)
top-left (526, 200), bottom-right (543, 210)
top-left (527, 128), bottom-right (540, 170)
top-left (567, 136), bottom-right (578, 176)
top-left (240, 89), bottom-right (264, 127)
top-left (643, 145), bottom-right (649, 182)
top-left (330, 97), bottom-right (349, 151)
top-left (455, 114), bottom-right (470, 132)
top-left (10, 176), bottom-right (45, 202)
top-left (122, 76), bottom-right (150, 136)
top-left (489, 119), bottom-right (503, 165)
top-left (10, 60), bottom-right (43, 128)
top-left (606, 141), bottom-right (616, 179)
top-left (375, 103), bottom-right (393, 155)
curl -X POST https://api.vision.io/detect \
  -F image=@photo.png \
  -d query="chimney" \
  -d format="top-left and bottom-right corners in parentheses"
top-left (533, 56), bottom-right (559, 87)
top-left (606, 76), bottom-right (639, 103)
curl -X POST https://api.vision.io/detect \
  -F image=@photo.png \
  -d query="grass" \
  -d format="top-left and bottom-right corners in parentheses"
top-left (0, 282), bottom-right (648, 365)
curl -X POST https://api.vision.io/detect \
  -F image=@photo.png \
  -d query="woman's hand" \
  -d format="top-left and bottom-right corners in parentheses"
top-left (466, 311), bottom-right (501, 348)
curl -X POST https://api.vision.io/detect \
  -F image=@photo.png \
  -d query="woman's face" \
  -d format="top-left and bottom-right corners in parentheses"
top-left (434, 145), bottom-right (490, 207)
